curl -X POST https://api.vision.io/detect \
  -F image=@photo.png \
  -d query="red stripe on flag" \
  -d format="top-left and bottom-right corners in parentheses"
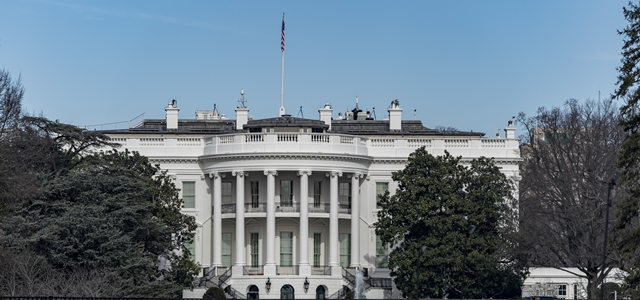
top-left (281, 17), bottom-right (285, 52)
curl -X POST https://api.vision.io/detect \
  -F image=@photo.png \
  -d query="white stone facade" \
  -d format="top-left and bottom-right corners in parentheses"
top-left (103, 100), bottom-right (520, 299)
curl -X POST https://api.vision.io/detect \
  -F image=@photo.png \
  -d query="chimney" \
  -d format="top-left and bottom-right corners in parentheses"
top-left (165, 99), bottom-right (180, 130)
top-left (319, 103), bottom-right (333, 130)
top-left (388, 99), bottom-right (402, 131)
top-left (504, 116), bottom-right (516, 139)
top-left (235, 90), bottom-right (250, 130)
top-left (236, 107), bottom-right (249, 130)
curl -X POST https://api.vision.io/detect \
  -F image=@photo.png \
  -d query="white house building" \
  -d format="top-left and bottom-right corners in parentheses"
top-left (101, 97), bottom-right (521, 299)
top-left (522, 267), bottom-right (624, 300)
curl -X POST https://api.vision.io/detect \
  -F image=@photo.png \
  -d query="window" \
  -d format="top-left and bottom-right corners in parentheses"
top-left (251, 233), bottom-right (260, 267)
top-left (280, 232), bottom-right (293, 266)
top-left (281, 284), bottom-right (295, 300)
top-left (313, 233), bottom-right (321, 267)
top-left (376, 236), bottom-right (389, 268)
top-left (184, 238), bottom-right (195, 260)
top-left (280, 180), bottom-right (293, 207)
top-left (313, 181), bottom-right (322, 207)
top-left (221, 182), bottom-right (233, 205)
top-left (248, 285), bottom-right (259, 300)
top-left (375, 182), bottom-right (388, 209)
top-left (339, 182), bottom-right (351, 209)
top-left (316, 286), bottom-right (326, 299)
top-left (339, 233), bottom-right (350, 267)
top-left (182, 181), bottom-right (195, 208)
top-left (251, 181), bottom-right (259, 208)
top-left (558, 284), bottom-right (567, 296)
top-left (222, 233), bottom-right (232, 268)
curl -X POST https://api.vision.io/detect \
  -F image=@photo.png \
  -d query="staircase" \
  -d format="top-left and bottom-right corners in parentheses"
top-left (218, 268), bottom-right (246, 299)
top-left (195, 267), bottom-right (246, 299)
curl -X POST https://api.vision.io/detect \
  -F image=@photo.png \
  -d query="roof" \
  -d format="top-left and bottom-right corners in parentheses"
top-left (98, 116), bottom-right (485, 137)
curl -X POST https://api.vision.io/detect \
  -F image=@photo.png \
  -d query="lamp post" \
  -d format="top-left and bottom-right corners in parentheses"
top-left (600, 171), bottom-right (621, 300)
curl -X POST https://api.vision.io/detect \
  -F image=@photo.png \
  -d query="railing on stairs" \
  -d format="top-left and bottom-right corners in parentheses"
top-left (217, 268), bottom-right (246, 299)
top-left (327, 287), bottom-right (348, 299)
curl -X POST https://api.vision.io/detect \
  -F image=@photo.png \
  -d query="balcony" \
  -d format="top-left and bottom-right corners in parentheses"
top-left (215, 201), bottom-right (343, 214)
top-left (204, 133), bottom-right (368, 156)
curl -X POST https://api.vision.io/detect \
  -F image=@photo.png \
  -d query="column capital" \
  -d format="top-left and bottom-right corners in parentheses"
top-left (348, 172), bottom-right (365, 179)
top-left (264, 170), bottom-right (278, 176)
top-left (297, 170), bottom-right (312, 176)
top-left (232, 171), bottom-right (247, 177)
top-left (208, 172), bottom-right (225, 179)
top-left (325, 171), bottom-right (342, 178)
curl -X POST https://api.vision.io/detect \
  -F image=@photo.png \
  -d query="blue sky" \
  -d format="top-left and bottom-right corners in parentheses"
top-left (0, 0), bottom-right (630, 136)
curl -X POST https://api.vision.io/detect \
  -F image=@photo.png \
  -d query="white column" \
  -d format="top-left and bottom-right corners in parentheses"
top-left (210, 172), bottom-right (223, 270)
top-left (298, 170), bottom-right (312, 276)
top-left (327, 171), bottom-right (341, 275)
top-left (232, 171), bottom-right (246, 274)
top-left (264, 170), bottom-right (278, 276)
top-left (350, 173), bottom-right (361, 267)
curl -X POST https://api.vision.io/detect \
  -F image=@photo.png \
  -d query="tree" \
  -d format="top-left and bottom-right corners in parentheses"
top-left (2, 149), bottom-right (199, 297)
top-left (375, 147), bottom-right (525, 299)
top-left (517, 99), bottom-right (624, 300)
top-left (614, 1), bottom-right (640, 293)
top-left (202, 286), bottom-right (227, 299)
top-left (0, 68), bottom-right (23, 135)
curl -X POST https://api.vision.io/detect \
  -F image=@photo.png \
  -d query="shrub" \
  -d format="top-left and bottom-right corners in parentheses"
top-left (203, 286), bottom-right (226, 299)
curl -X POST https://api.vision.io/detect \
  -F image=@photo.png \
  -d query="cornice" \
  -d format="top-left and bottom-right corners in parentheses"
top-left (199, 152), bottom-right (373, 163)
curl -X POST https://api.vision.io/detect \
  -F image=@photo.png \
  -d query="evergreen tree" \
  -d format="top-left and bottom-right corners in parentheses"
top-left (375, 148), bottom-right (525, 299)
top-left (614, 1), bottom-right (640, 294)
top-left (3, 149), bottom-right (199, 297)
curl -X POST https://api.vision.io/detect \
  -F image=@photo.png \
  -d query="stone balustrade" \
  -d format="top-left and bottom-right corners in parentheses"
top-left (108, 133), bottom-right (520, 159)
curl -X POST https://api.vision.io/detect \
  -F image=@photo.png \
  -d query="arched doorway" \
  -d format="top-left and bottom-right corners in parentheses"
top-left (315, 286), bottom-right (326, 299)
top-left (247, 285), bottom-right (259, 299)
top-left (280, 284), bottom-right (295, 299)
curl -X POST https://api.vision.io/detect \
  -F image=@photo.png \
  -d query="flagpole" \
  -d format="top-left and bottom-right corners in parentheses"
top-left (279, 13), bottom-right (286, 117)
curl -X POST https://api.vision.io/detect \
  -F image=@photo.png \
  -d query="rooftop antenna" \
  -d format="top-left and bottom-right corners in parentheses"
top-left (238, 90), bottom-right (247, 108)
top-left (297, 106), bottom-right (304, 118)
top-left (372, 107), bottom-right (377, 120)
top-left (414, 109), bottom-right (417, 120)
top-left (355, 96), bottom-right (359, 109)
top-left (279, 13), bottom-right (286, 117)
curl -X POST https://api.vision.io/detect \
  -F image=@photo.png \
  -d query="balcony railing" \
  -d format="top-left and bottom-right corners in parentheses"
top-left (243, 265), bottom-right (264, 275)
top-left (309, 202), bottom-right (330, 213)
top-left (276, 201), bottom-right (299, 212)
top-left (276, 265), bottom-right (300, 275)
top-left (215, 201), bottom-right (347, 214)
top-left (311, 265), bottom-right (332, 275)
top-left (338, 203), bottom-right (351, 214)
top-left (204, 133), bottom-right (369, 156)
top-left (368, 277), bottom-right (393, 289)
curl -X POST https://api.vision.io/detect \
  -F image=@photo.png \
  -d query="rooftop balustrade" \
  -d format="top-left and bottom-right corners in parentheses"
top-left (108, 132), bottom-right (519, 159)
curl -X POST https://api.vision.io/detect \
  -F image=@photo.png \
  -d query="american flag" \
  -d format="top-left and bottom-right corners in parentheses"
top-left (281, 15), bottom-right (285, 52)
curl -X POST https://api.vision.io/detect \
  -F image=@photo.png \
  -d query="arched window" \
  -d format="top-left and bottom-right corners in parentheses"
top-left (280, 284), bottom-right (295, 299)
top-left (248, 285), bottom-right (259, 299)
top-left (315, 286), bottom-right (326, 299)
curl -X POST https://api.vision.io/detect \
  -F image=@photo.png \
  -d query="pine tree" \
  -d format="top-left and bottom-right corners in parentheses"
top-left (614, 2), bottom-right (640, 296)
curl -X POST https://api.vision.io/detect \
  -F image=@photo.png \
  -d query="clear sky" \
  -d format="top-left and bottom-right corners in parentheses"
top-left (0, 0), bottom-right (630, 137)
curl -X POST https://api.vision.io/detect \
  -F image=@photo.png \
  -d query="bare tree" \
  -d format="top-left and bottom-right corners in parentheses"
top-left (0, 68), bottom-right (23, 137)
top-left (517, 99), bottom-right (624, 300)
top-left (0, 249), bottom-right (126, 297)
